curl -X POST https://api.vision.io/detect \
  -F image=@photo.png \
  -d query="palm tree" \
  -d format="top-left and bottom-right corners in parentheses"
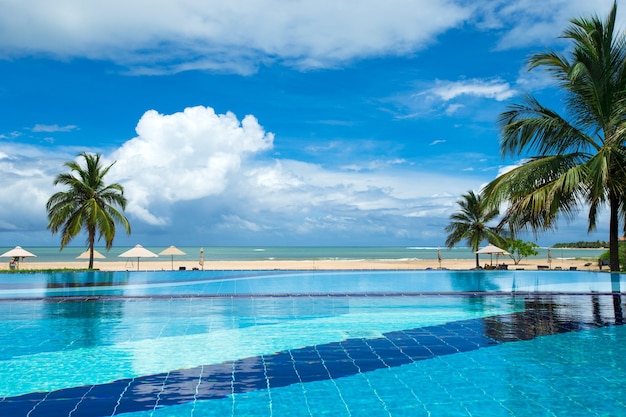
top-left (483, 2), bottom-right (626, 271)
top-left (46, 152), bottom-right (131, 269)
top-left (445, 190), bottom-right (504, 268)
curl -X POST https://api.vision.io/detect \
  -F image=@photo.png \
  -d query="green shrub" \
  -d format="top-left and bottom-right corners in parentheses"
top-left (599, 242), bottom-right (626, 271)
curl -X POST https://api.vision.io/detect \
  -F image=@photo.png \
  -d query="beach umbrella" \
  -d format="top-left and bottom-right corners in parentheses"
top-left (76, 249), bottom-right (106, 259)
top-left (159, 245), bottom-right (186, 270)
top-left (1, 246), bottom-right (36, 269)
top-left (437, 247), bottom-right (442, 269)
top-left (476, 244), bottom-right (510, 266)
top-left (118, 244), bottom-right (158, 271)
top-left (199, 248), bottom-right (205, 270)
top-left (547, 247), bottom-right (552, 268)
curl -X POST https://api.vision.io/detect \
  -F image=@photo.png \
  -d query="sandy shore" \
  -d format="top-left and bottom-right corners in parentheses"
top-left (3, 257), bottom-right (603, 272)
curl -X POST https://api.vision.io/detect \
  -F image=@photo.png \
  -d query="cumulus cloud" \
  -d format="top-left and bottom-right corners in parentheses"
top-left (78, 105), bottom-right (488, 244)
top-left (0, 0), bottom-right (471, 73)
top-left (108, 106), bottom-right (274, 225)
top-left (0, 102), bottom-right (610, 246)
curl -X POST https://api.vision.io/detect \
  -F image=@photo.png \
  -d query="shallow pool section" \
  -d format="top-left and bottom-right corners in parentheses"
top-left (0, 269), bottom-right (624, 298)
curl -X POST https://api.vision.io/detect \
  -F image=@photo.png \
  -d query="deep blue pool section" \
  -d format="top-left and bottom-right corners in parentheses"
top-left (2, 293), bottom-right (622, 417)
top-left (0, 269), bottom-right (624, 298)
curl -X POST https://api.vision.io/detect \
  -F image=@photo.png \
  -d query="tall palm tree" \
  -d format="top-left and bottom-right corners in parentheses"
top-left (483, 2), bottom-right (626, 272)
top-left (445, 190), bottom-right (504, 268)
top-left (46, 152), bottom-right (131, 269)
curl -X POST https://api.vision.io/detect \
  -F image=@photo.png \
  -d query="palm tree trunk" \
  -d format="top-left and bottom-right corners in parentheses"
top-left (475, 253), bottom-right (479, 269)
top-left (88, 229), bottom-right (95, 270)
top-left (609, 193), bottom-right (620, 272)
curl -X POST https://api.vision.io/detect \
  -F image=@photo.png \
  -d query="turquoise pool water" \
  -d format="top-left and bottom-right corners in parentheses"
top-left (0, 270), bottom-right (624, 416)
top-left (0, 269), bottom-right (624, 298)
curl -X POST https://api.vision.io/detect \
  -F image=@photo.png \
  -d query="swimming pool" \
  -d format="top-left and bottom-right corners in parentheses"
top-left (0, 270), bottom-right (625, 416)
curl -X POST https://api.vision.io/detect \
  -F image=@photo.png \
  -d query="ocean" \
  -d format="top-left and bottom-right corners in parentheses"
top-left (0, 246), bottom-right (607, 264)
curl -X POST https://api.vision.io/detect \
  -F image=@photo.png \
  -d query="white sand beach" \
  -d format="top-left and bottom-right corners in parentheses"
top-left (2, 257), bottom-right (602, 272)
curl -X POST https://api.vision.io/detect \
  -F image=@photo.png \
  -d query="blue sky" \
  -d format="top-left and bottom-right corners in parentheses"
top-left (0, 0), bottom-right (618, 248)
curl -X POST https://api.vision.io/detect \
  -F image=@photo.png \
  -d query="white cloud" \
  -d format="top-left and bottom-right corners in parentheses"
top-left (108, 106), bottom-right (274, 224)
top-left (474, 0), bottom-right (617, 50)
top-left (0, 0), bottom-right (472, 73)
top-left (0, 145), bottom-right (75, 243)
top-left (445, 104), bottom-right (464, 115)
top-left (398, 78), bottom-right (517, 120)
top-left (31, 124), bottom-right (79, 133)
top-left (0, 105), bottom-right (611, 247)
top-left (95, 105), bottom-right (489, 244)
top-left (341, 158), bottom-right (407, 172)
top-left (426, 79), bottom-right (516, 102)
top-left (220, 215), bottom-right (264, 233)
top-left (0, 0), bottom-right (620, 77)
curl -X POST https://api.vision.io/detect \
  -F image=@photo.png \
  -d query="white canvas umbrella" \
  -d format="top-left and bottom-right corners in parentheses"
top-left (1, 246), bottom-right (36, 269)
top-left (437, 247), bottom-right (442, 269)
top-left (547, 247), bottom-right (552, 268)
top-left (199, 248), bottom-right (205, 270)
top-left (76, 249), bottom-right (106, 259)
top-left (159, 245), bottom-right (186, 270)
top-left (476, 244), bottom-right (510, 266)
top-left (119, 244), bottom-right (158, 271)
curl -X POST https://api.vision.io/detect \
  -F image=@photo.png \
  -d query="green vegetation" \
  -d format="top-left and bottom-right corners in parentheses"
top-left (444, 190), bottom-right (506, 268)
top-left (482, 2), bottom-right (626, 272)
top-left (506, 239), bottom-right (539, 265)
top-left (553, 241), bottom-right (608, 248)
top-left (599, 242), bottom-right (626, 271)
top-left (46, 152), bottom-right (131, 269)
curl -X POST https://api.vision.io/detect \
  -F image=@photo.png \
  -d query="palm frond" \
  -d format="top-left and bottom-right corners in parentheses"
top-left (46, 153), bottom-right (131, 267)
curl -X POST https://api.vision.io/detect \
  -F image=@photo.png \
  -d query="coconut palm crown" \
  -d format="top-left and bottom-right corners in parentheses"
top-left (46, 152), bottom-right (131, 269)
top-left (445, 190), bottom-right (504, 268)
top-left (483, 2), bottom-right (626, 271)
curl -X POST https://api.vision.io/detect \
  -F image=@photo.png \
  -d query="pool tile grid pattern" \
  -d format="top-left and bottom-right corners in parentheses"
top-left (1, 294), bottom-right (623, 417)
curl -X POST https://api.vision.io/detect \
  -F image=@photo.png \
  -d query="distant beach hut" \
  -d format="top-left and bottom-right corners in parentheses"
top-left (1, 246), bottom-right (36, 269)
top-left (159, 245), bottom-right (186, 270)
top-left (476, 244), bottom-right (509, 266)
top-left (119, 244), bottom-right (158, 271)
